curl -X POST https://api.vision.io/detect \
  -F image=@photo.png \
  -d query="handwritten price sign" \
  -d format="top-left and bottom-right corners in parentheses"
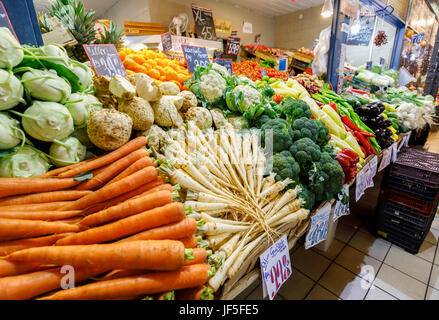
top-left (305, 202), bottom-right (331, 249)
top-left (334, 185), bottom-right (350, 222)
top-left (260, 234), bottom-right (292, 300)
top-left (181, 45), bottom-right (210, 74)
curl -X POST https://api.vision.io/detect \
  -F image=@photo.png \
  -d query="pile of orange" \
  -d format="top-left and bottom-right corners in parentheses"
top-left (119, 48), bottom-right (191, 90)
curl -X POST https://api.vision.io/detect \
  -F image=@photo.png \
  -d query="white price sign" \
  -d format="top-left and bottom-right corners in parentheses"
top-left (305, 202), bottom-right (331, 249)
top-left (378, 148), bottom-right (392, 172)
top-left (260, 234), bottom-right (292, 300)
top-left (356, 163), bottom-right (370, 201)
top-left (368, 156), bottom-right (378, 182)
top-left (404, 132), bottom-right (411, 147)
top-left (334, 185), bottom-right (350, 222)
top-left (391, 142), bottom-right (398, 163)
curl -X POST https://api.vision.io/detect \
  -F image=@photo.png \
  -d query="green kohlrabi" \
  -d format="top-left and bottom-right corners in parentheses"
top-left (0, 69), bottom-right (25, 110)
top-left (15, 101), bottom-right (74, 142)
top-left (0, 27), bottom-right (23, 69)
top-left (65, 93), bottom-right (102, 127)
top-left (0, 145), bottom-right (50, 177)
top-left (21, 68), bottom-right (71, 103)
top-left (70, 60), bottom-right (94, 93)
top-left (49, 136), bottom-right (86, 167)
top-left (0, 112), bottom-right (24, 149)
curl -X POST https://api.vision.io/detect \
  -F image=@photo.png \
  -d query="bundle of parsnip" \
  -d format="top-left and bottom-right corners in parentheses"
top-left (160, 122), bottom-right (310, 292)
top-left (0, 136), bottom-right (214, 300)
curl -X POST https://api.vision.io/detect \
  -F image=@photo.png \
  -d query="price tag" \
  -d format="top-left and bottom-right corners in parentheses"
top-left (161, 32), bottom-right (172, 52)
top-left (378, 147), bottom-right (392, 172)
top-left (379, 57), bottom-right (385, 66)
top-left (355, 163), bottom-right (369, 201)
top-left (334, 185), bottom-right (350, 222)
top-left (213, 50), bottom-right (223, 59)
top-left (0, 1), bottom-right (17, 40)
top-left (83, 44), bottom-right (126, 77)
top-left (226, 36), bottom-right (240, 55)
top-left (366, 61), bottom-right (372, 70)
top-left (181, 45), bottom-right (210, 74)
top-left (391, 142), bottom-right (398, 162)
top-left (213, 58), bottom-right (233, 76)
top-left (259, 234), bottom-right (292, 300)
top-left (278, 58), bottom-right (288, 71)
top-left (305, 202), bottom-right (331, 249)
top-left (412, 33), bottom-right (425, 44)
top-left (368, 155), bottom-right (378, 184)
top-left (404, 131), bottom-right (411, 147)
top-left (261, 69), bottom-right (267, 77)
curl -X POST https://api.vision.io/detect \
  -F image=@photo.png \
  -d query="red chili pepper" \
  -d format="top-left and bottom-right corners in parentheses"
top-left (314, 99), bottom-right (324, 106)
top-left (329, 102), bottom-right (339, 115)
top-left (342, 122), bottom-right (354, 134)
top-left (354, 131), bottom-right (374, 155)
top-left (359, 131), bottom-right (376, 138)
top-left (359, 145), bottom-right (367, 156)
top-left (340, 148), bottom-right (360, 163)
top-left (351, 88), bottom-right (368, 95)
top-left (341, 115), bottom-right (362, 132)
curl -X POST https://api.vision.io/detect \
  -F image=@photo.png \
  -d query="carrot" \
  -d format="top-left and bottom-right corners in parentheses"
top-left (184, 248), bottom-right (207, 266)
top-left (40, 263), bottom-right (211, 300)
top-left (108, 156), bottom-right (155, 185)
top-left (0, 210), bottom-right (82, 221)
top-left (56, 202), bottom-right (185, 246)
top-left (0, 201), bottom-right (74, 212)
top-left (0, 218), bottom-right (80, 242)
top-left (119, 218), bottom-right (197, 243)
top-left (0, 234), bottom-right (72, 256)
top-left (176, 285), bottom-right (208, 300)
top-left (76, 148), bottom-right (150, 191)
top-left (0, 190), bottom-right (92, 206)
top-left (58, 136), bottom-right (148, 178)
top-left (7, 240), bottom-right (185, 271)
top-left (80, 177), bottom-right (164, 216)
top-left (97, 269), bottom-right (145, 282)
top-left (133, 183), bottom-right (173, 198)
top-left (0, 267), bottom-right (106, 300)
top-left (0, 178), bottom-right (80, 198)
top-left (56, 217), bottom-right (85, 225)
top-left (80, 190), bottom-right (173, 227)
top-left (39, 157), bottom-right (97, 178)
top-left (60, 166), bottom-right (158, 211)
top-left (0, 260), bottom-right (44, 277)
top-left (177, 235), bottom-right (198, 248)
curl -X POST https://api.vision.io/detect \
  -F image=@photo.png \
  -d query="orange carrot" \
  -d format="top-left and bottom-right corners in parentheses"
top-left (58, 136), bottom-right (148, 178)
top-left (0, 178), bottom-right (80, 198)
top-left (0, 218), bottom-right (80, 242)
top-left (175, 285), bottom-right (207, 300)
top-left (0, 201), bottom-right (73, 212)
top-left (184, 248), bottom-right (207, 266)
top-left (39, 157), bottom-right (97, 178)
top-left (76, 148), bottom-right (150, 191)
top-left (119, 218), bottom-right (197, 242)
top-left (0, 210), bottom-right (82, 221)
top-left (177, 235), bottom-right (198, 248)
top-left (56, 202), bottom-right (185, 246)
top-left (0, 234), bottom-right (72, 256)
top-left (40, 263), bottom-right (211, 300)
top-left (0, 267), bottom-right (105, 300)
top-left (108, 156), bottom-right (155, 185)
top-left (0, 190), bottom-right (92, 206)
top-left (97, 269), bottom-right (145, 282)
top-left (0, 260), bottom-right (44, 277)
top-left (80, 190), bottom-right (173, 227)
top-left (60, 166), bottom-right (158, 211)
top-left (7, 240), bottom-right (185, 271)
top-left (132, 183), bottom-right (173, 199)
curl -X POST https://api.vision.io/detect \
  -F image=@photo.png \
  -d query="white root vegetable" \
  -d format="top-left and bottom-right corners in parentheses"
top-left (218, 233), bottom-right (241, 258)
top-left (267, 186), bottom-right (301, 218)
top-left (201, 221), bottom-right (249, 235)
top-left (267, 199), bottom-right (304, 226)
top-left (199, 213), bottom-right (251, 226)
top-left (276, 208), bottom-right (309, 225)
top-left (185, 201), bottom-right (230, 212)
top-left (256, 153), bottom-right (266, 196)
top-left (227, 233), bottom-right (265, 278)
top-left (167, 168), bottom-right (211, 194)
top-left (259, 178), bottom-right (293, 206)
top-left (262, 194), bottom-right (281, 214)
top-left (207, 233), bottom-right (231, 248)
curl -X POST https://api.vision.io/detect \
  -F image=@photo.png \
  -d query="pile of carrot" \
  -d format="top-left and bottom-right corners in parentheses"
top-left (0, 136), bottom-right (214, 300)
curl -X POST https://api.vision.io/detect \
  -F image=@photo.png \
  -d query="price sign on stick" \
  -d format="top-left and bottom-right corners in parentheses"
top-left (0, 1), bottom-right (17, 40)
top-left (391, 142), bottom-right (398, 162)
top-left (83, 44), bottom-right (126, 77)
top-left (213, 58), bottom-right (233, 75)
top-left (181, 45), bottom-right (210, 74)
top-left (334, 185), bottom-right (350, 222)
top-left (260, 234), bottom-right (292, 300)
top-left (278, 58), bottom-right (288, 71)
top-left (161, 32), bottom-right (172, 52)
top-left (378, 147), bottom-right (392, 172)
top-left (226, 36), bottom-right (240, 55)
top-left (305, 202), bottom-right (331, 249)
top-left (191, 4), bottom-right (216, 41)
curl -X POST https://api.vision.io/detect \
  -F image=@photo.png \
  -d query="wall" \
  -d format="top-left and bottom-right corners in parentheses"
top-left (274, 5), bottom-right (331, 50)
top-left (101, 0), bottom-right (151, 28)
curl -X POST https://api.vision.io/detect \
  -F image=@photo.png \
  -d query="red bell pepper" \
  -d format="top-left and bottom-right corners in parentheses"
top-left (336, 153), bottom-right (353, 168)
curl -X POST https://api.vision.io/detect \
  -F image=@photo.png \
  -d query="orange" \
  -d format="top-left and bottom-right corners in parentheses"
top-left (148, 59), bottom-right (157, 67)
top-left (176, 73), bottom-right (189, 83)
top-left (155, 66), bottom-right (165, 77)
top-left (133, 65), bottom-right (148, 74)
top-left (155, 59), bottom-right (166, 67)
top-left (131, 55), bottom-right (146, 65)
top-left (142, 62), bottom-right (152, 70)
top-left (147, 69), bottom-right (160, 79)
top-left (118, 51), bottom-right (127, 61)
top-left (165, 70), bottom-right (179, 81)
top-left (160, 75), bottom-right (166, 81)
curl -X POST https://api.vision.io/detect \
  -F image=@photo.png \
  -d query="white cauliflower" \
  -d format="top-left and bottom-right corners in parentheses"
top-left (230, 85), bottom-right (261, 113)
top-left (211, 63), bottom-right (230, 78)
top-left (199, 70), bottom-right (227, 103)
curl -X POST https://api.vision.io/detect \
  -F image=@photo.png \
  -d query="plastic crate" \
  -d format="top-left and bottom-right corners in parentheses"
top-left (381, 188), bottom-right (439, 216)
top-left (381, 200), bottom-right (433, 228)
top-left (383, 174), bottom-right (439, 202)
top-left (375, 227), bottom-right (427, 254)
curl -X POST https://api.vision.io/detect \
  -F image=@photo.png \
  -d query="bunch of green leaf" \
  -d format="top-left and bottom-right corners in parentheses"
top-left (95, 21), bottom-right (125, 49)
top-left (259, 59), bottom-right (276, 69)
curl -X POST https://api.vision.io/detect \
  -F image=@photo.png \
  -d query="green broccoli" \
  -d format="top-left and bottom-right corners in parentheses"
top-left (298, 183), bottom-right (316, 210)
top-left (279, 97), bottom-right (312, 124)
top-left (260, 86), bottom-right (276, 99)
top-left (289, 138), bottom-right (321, 172)
top-left (261, 118), bottom-right (293, 153)
top-left (292, 117), bottom-right (319, 141)
top-left (321, 145), bottom-right (336, 158)
top-left (271, 150), bottom-right (300, 184)
top-left (315, 120), bottom-right (330, 147)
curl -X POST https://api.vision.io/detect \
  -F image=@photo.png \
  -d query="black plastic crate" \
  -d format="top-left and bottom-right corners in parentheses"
top-left (376, 210), bottom-right (434, 240)
top-left (376, 227), bottom-right (427, 254)
top-left (383, 174), bottom-right (439, 202)
top-left (382, 201), bottom-right (433, 228)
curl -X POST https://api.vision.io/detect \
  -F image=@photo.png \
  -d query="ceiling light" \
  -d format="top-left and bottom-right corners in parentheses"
top-left (321, 0), bottom-right (333, 18)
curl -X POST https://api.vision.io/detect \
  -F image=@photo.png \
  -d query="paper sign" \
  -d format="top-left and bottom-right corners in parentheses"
top-left (278, 58), bottom-right (288, 71)
top-left (254, 34), bottom-right (261, 50)
top-left (213, 58), bottom-right (233, 75)
top-left (161, 32), bottom-right (172, 52)
top-left (83, 44), bottom-right (127, 77)
top-left (356, 163), bottom-right (370, 201)
top-left (243, 21), bottom-right (252, 34)
top-left (213, 50), bottom-right (223, 59)
top-left (181, 45), bottom-right (210, 74)
top-left (0, 1), bottom-right (17, 40)
top-left (366, 61), bottom-right (372, 70)
top-left (379, 57), bottom-right (385, 66)
top-left (368, 155), bottom-right (378, 182)
top-left (334, 185), bottom-right (350, 222)
top-left (305, 202), bottom-right (331, 249)
top-left (412, 33), bottom-right (425, 44)
top-left (404, 132), bottom-right (411, 147)
top-left (261, 69), bottom-right (267, 77)
top-left (260, 234), bottom-right (292, 300)
top-left (378, 148), bottom-right (392, 172)
top-left (391, 142), bottom-right (398, 162)
top-left (226, 36), bottom-right (240, 55)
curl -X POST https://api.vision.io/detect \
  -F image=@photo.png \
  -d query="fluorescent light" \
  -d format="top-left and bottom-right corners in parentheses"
top-left (321, 0), bottom-right (333, 18)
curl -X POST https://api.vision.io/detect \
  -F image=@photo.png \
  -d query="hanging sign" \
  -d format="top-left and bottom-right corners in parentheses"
top-left (260, 234), bottom-right (292, 300)
top-left (347, 16), bottom-right (374, 46)
top-left (83, 44), bottom-right (127, 77)
top-left (0, 1), bottom-right (17, 39)
top-left (305, 202), bottom-right (331, 249)
top-left (191, 4), bottom-right (216, 41)
top-left (378, 147), bottom-right (392, 172)
top-left (278, 58), bottom-right (288, 71)
top-left (181, 45), bottom-right (210, 74)
top-left (226, 36), bottom-right (241, 55)
top-left (213, 58), bottom-right (233, 76)
top-left (334, 185), bottom-right (350, 222)
top-left (355, 163), bottom-right (370, 201)
top-left (243, 21), bottom-right (253, 34)
top-left (161, 32), bottom-right (172, 52)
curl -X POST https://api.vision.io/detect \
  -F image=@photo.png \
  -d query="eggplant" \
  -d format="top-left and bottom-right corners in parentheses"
top-left (356, 106), bottom-right (373, 116)
top-left (377, 103), bottom-right (385, 113)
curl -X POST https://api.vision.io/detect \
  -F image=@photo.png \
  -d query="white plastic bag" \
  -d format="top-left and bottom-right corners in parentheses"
top-left (312, 27), bottom-right (331, 76)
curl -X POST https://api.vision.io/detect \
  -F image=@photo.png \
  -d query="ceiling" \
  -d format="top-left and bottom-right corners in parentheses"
top-left (33, 0), bottom-right (120, 16)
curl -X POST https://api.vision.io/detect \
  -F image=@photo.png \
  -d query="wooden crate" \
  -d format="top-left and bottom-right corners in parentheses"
top-left (123, 21), bottom-right (166, 35)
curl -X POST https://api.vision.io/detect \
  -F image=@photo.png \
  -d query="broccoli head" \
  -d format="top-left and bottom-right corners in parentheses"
top-left (289, 138), bottom-right (321, 171)
top-left (261, 118), bottom-right (293, 153)
top-left (321, 145), bottom-right (336, 159)
top-left (292, 117), bottom-right (320, 141)
top-left (279, 97), bottom-right (312, 124)
top-left (315, 120), bottom-right (330, 147)
top-left (298, 183), bottom-right (316, 210)
top-left (271, 151), bottom-right (300, 184)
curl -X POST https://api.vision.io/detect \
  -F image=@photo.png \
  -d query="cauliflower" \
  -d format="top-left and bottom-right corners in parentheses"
top-left (159, 82), bottom-right (180, 96)
top-left (211, 63), bottom-right (230, 78)
top-left (178, 91), bottom-right (198, 112)
top-left (199, 70), bottom-right (227, 103)
top-left (184, 107), bottom-right (213, 130)
top-left (225, 85), bottom-right (261, 113)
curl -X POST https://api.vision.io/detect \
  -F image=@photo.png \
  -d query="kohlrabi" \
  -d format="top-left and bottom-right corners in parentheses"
top-left (0, 112), bottom-right (24, 150)
top-left (0, 69), bottom-right (25, 110)
top-left (21, 68), bottom-right (71, 103)
top-left (16, 101), bottom-right (74, 142)
top-left (0, 145), bottom-right (50, 177)
top-left (49, 136), bottom-right (86, 167)
top-left (70, 60), bottom-right (94, 93)
top-left (0, 27), bottom-right (23, 69)
top-left (65, 93), bottom-right (103, 127)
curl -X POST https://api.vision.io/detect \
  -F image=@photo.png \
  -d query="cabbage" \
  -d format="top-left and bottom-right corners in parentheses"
top-left (21, 68), bottom-right (71, 103)
top-left (0, 27), bottom-right (23, 69)
top-left (0, 69), bottom-right (25, 110)
top-left (70, 60), bottom-right (94, 93)
top-left (0, 112), bottom-right (23, 150)
top-left (0, 146), bottom-right (50, 177)
top-left (20, 101), bottom-right (74, 142)
top-left (49, 136), bottom-right (86, 167)
top-left (65, 93), bottom-right (102, 127)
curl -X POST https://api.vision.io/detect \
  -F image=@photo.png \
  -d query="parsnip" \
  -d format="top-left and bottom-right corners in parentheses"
top-left (267, 186), bottom-right (301, 218)
top-left (259, 178), bottom-right (293, 206)
top-left (207, 233), bottom-right (231, 248)
top-left (218, 233), bottom-right (241, 258)
top-left (199, 213), bottom-right (251, 226)
top-left (185, 201), bottom-right (230, 212)
top-left (227, 233), bottom-right (265, 278)
top-left (201, 221), bottom-right (249, 235)
top-left (267, 198), bottom-right (304, 226)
